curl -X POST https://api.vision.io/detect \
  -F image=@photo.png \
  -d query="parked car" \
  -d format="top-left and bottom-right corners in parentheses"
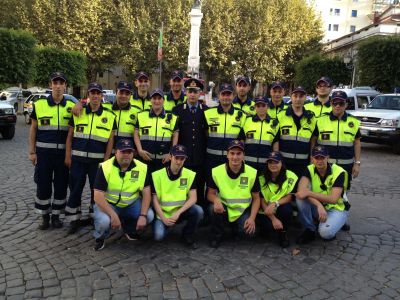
top-left (0, 102), bottom-right (17, 139)
top-left (351, 93), bottom-right (400, 154)
top-left (23, 93), bottom-right (79, 125)
top-left (102, 90), bottom-right (116, 104)
top-left (0, 88), bottom-right (32, 113)
top-left (332, 86), bottom-right (380, 111)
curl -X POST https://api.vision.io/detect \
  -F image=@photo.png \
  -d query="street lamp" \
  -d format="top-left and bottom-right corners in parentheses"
top-left (343, 53), bottom-right (356, 88)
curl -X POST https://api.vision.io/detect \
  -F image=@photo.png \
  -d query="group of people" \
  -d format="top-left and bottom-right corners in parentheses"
top-left (29, 71), bottom-right (361, 251)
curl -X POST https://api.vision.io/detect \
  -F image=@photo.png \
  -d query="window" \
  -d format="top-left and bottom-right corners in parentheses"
top-left (353, 0), bottom-right (358, 2)
top-left (329, 8), bottom-right (333, 15)
top-left (352, 10), bottom-right (357, 17)
top-left (350, 25), bottom-right (356, 32)
top-left (328, 24), bottom-right (332, 31)
top-left (335, 8), bottom-right (340, 16)
top-left (333, 24), bottom-right (339, 31)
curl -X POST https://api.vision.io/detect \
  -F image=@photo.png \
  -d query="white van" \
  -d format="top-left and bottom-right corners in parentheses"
top-left (331, 86), bottom-right (380, 111)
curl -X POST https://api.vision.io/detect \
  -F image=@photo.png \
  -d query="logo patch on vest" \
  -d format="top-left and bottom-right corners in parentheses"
top-left (76, 126), bottom-right (84, 133)
top-left (180, 178), bottom-right (188, 187)
top-left (282, 128), bottom-right (289, 135)
top-left (67, 107), bottom-right (72, 113)
top-left (40, 119), bottom-right (50, 126)
top-left (130, 114), bottom-right (136, 120)
top-left (240, 177), bottom-right (248, 186)
top-left (321, 133), bottom-right (330, 140)
top-left (101, 117), bottom-right (108, 123)
top-left (288, 178), bottom-right (294, 186)
top-left (142, 128), bottom-right (149, 135)
top-left (246, 132), bottom-right (254, 139)
top-left (348, 121), bottom-right (354, 128)
top-left (250, 106), bottom-right (255, 111)
top-left (131, 170), bottom-right (139, 180)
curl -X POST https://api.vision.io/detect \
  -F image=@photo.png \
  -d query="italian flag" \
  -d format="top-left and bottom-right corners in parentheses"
top-left (157, 25), bottom-right (163, 61)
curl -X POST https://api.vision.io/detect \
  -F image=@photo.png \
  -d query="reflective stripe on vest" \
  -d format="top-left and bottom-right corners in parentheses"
top-left (329, 158), bottom-right (354, 165)
top-left (259, 170), bottom-right (298, 213)
top-left (280, 151), bottom-right (309, 160)
top-left (71, 150), bottom-right (104, 159)
top-left (308, 163), bottom-right (347, 211)
top-left (36, 142), bottom-right (66, 149)
top-left (101, 157), bottom-right (147, 208)
top-left (211, 163), bottom-right (257, 222)
top-left (245, 156), bottom-right (267, 164)
top-left (152, 167), bottom-right (196, 218)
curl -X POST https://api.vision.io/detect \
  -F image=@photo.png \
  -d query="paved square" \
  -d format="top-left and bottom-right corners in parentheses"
top-left (1, 117), bottom-right (399, 299)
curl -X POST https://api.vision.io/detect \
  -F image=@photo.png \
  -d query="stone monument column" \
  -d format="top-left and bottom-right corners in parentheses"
top-left (187, 1), bottom-right (203, 78)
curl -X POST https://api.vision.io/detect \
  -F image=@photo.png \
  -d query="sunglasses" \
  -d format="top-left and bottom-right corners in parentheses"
top-left (187, 89), bottom-right (200, 94)
top-left (331, 101), bottom-right (346, 107)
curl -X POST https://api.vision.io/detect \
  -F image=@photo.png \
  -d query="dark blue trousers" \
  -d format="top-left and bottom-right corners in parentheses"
top-left (34, 153), bottom-right (69, 215)
top-left (65, 160), bottom-right (99, 221)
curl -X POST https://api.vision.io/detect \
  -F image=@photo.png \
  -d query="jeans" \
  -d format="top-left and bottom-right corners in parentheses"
top-left (257, 203), bottom-right (293, 233)
top-left (209, 204), bottom-right (255, 240)
top-left (153, 205), bottom-right (204, 241)
top-left (93, 200), bottom-right (154, 239)
top-left (296, 198), bottom-right (348, 240)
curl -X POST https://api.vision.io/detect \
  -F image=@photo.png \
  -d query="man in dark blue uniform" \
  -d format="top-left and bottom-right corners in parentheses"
top-left (172, 78), bottom-right (208, 214)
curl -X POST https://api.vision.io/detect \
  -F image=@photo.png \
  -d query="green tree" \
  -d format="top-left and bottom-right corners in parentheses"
top-left (33, 46), bottom-right (87, 87)
top-left (357, 36), bottom-right (400, 93)
top-left (0, 28), bottom-right (36, 85)
top-left (294, 54), bottom-right (351, 93)
top-left (19, 0), bottom-right (120, 81)
top-left (200, 0), bottom-right (323, 82)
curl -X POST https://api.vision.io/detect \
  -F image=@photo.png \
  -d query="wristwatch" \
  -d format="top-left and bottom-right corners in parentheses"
top-left (354, 161), bottom-right (361, 165)
top-left (275, 201), bottom-right (280, 209)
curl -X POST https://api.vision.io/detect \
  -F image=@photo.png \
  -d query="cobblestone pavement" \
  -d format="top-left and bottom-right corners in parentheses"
top-left (1, 117), bottom-right (400, 299)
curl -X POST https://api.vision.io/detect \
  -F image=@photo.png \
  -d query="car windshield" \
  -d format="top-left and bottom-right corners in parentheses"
top-left (368, 95), bottom-right (400, 110)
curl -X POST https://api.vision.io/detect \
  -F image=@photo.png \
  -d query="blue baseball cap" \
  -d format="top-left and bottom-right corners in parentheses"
top-left (170, 70), bottom-right (184, 80)
top-left (150, 88), bottom-right (164, 98)
top-left (219, 83), bottom-right (234, 93)
top-left (135, 71), bottom-right (149, 80)
top-left (331, 90), bottom-right (347, 102)
top-left (170, 144), bottom-right (187, 157)
top-left (116, 139), bottom-right (135, 151)
top-left (88, 82), bottom-right (103, 92)
top-left (227, 140), bottom-right (244, 151)
top-left (236, 76), bottom-right (250, 85)
top-left (312, 145), bottom-right (329, 157)
top-left (254, 95), bottom-right (268, 104)
top-left (271, 81), bottom-right (285, 89)
top-left (117, 81), bottom-right (132, 92)
top-left (291, 86), bottom-right (306, 95)
top-left (50, 72), bottom-right (67, 82)
top-left (316, 76), bottom-right (333, 86)
top-left (266, 151), bottom-right (283, 162)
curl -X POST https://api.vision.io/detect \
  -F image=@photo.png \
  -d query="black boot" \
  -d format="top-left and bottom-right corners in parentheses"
top-left (278, 231), bottom-right (290, 248)
top-left (38, 214), bottom-right (50, 230)
top-left (51, 215), bottom-right (63, 228)
top-left (67, 220), bottom-right (80, 235)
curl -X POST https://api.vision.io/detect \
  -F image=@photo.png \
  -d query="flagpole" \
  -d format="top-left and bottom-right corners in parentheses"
top-left (159, 22), bottom-right (163, 88)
